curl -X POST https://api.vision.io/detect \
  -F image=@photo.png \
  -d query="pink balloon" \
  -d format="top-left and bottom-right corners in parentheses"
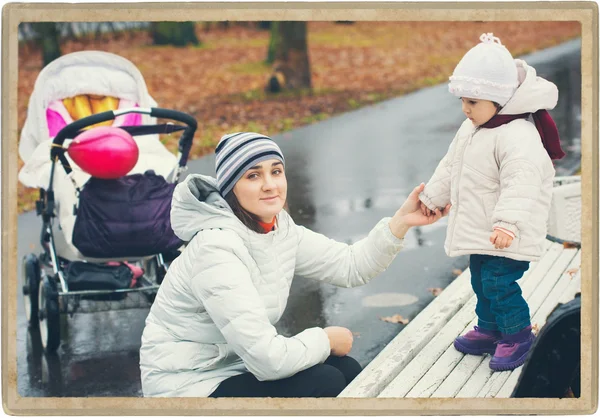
top-left (68, 126), bottom-right (139, 179)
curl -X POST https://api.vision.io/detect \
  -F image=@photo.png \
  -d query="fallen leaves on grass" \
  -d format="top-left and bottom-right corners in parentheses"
top-left (16, 21), bottom-right (581, 213)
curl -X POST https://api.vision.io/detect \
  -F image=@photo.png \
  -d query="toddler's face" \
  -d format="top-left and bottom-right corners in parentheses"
top-left (460, 98), bottom-right (498, 126)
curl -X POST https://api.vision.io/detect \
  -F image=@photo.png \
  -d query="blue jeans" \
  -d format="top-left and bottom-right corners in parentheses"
top-left (469, 254), bottom-right (531, 335)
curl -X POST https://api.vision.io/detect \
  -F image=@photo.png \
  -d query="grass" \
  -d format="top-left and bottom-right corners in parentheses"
top-left (234, 86), bottom-right (340, 103)
top-left (228, 61), bottom-right (271, 75)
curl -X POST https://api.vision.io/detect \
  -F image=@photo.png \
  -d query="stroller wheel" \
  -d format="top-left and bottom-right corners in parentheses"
top-left (38, 276), bottom-right (61, 353)
top-left (144, 257), bottom-right (167, 285)
top-left (22, 254), bottom-right (41, 328)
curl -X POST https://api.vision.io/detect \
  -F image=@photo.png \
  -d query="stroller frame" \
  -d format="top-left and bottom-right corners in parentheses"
top-left (22, 107), bottom-right (197, 353)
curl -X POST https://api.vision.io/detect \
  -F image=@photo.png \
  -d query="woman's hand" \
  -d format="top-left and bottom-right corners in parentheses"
top-left (324, 326), bottom-right (353, 357)
top-left (389, 183), bottom-right (451, 239)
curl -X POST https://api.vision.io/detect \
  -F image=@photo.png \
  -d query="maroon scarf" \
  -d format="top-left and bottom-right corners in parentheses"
top-left (481, 110), bottom-right (566, 160)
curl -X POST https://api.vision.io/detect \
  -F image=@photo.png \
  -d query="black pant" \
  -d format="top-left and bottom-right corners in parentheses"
top-left (209, 355), bottom-right (362, 397)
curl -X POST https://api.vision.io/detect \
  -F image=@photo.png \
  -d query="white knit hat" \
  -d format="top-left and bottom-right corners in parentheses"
top-left (448, 33), bottom-right (519, 107)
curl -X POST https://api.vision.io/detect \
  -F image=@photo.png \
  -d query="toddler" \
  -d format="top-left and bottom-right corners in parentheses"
top-left (419, 33), bottom-right (565, 371)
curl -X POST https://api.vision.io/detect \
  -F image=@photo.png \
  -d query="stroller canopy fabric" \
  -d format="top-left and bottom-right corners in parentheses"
top-left (19, 50), bottom-right (177, 188)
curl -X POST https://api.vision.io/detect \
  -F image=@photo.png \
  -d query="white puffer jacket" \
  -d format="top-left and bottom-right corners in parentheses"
top-left (419, 59), bottom-right (556, 262)
top-left (139, 174), bottom-right (405, 397)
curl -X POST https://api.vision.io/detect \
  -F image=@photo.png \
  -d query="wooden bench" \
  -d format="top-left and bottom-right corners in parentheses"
top-left (339, 239), bottom-right (582, 399)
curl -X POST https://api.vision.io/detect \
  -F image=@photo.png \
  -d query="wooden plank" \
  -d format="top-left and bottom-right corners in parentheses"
top-left (455, 357), bottom-right (495, 398)
top-left (406, 318), bottom-right (476, 397)
top-left (414, 243), bottom-right (563, 398)
top-left (478, 250), bottom-right (581, 398)
top-left (557, 259), bottom-right (581, 305)
top-left (378, 297), bottom-right (478, 397)
top-left (339, 268), bottom-right (474, 397)
top-left (494, 365), bottom-right (523, 398)
top-left (340, 240), bottom-right (562, 399)
top-left (432, 350), bottom-right (485, 398)
top-left (528, 250), bottom-right (581, 334)
top-left (455, 246), bottom-right (577, 398)
top-left (377, 242), bottom-right (558, 398)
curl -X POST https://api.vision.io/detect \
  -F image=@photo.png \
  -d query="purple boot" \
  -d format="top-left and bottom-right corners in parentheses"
top-left (489, 326), bottom-right (535, 371)
top-left (454, 326), bottom-right (501, 355)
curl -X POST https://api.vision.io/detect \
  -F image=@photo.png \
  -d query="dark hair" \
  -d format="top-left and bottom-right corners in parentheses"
top-left (224, 190), bottom-right (272, 234)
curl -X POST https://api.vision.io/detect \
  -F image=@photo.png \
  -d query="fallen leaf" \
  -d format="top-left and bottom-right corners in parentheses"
top-left (380, 314), bottom-right (409, 325)
top-left (452, 269), bottom-right (463, 276)
top-left (563, 241), bottom-right (580, 249)
top-left (566, 268), bottom-right (579, 279)
top-left (531, 323), bottom-right (540, 335)
top-left (428, 287), bottom-right (444, 297)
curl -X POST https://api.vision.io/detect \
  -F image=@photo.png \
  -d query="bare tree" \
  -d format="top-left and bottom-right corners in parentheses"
top-left (149, 22), bottom-right (199, 47)
top-left (29, 23), bottom-right (61, 66)
top-left (265, 22), bottom-right (311, 92)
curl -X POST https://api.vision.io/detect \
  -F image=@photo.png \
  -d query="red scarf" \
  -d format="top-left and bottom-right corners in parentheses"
top-left (257, 217), bottom-right (276, 233)
top-left (481, 110), bottom-right (566, 160)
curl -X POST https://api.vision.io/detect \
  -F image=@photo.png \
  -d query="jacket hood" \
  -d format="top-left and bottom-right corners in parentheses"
top-left (171, 174), bottom-right (244, 241)
top-left (500, 59), bottom-right (558, 115)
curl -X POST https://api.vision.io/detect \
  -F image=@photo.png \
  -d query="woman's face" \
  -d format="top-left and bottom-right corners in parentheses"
top-left (233, 158), bottom-right (287, 222)
top-left (461, 97), bottom-right (498, 126)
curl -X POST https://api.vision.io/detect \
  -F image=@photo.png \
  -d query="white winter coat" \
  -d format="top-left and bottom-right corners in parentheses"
top-left (139, 174), bottom-right (405, 397)
top-left (419, 59), bottom-right (557, 262)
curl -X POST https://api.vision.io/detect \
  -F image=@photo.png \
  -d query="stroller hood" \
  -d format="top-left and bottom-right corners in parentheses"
top-left (20, 50), bottom-right (158, 161)
top-left (171, 174), bottom-right (246, 241)
top-left (18, 51), bottom-right (177, 189)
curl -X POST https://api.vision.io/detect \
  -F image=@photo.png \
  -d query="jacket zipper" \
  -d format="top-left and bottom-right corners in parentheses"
top-left (447, 126), bottom-right (480, 251)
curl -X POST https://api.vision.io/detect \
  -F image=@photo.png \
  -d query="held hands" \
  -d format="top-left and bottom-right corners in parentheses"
top-left (324, 326), bottom-right (353, 357)
top-left (490, 229), bottom-right (513, 249)
top-left (389, 184), bottom-right (451, 239)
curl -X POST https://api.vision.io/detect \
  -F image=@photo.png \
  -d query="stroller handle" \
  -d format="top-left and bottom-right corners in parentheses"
top-left (51, 107), bottom-right (198, 166)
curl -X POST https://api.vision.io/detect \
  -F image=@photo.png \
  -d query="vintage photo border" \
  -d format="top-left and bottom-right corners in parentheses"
top-left (2, 2), bottom-right (598, 415)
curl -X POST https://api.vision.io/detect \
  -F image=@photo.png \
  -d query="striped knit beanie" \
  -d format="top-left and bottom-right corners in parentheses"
top-left (215, 132), bottom-right (285, 197)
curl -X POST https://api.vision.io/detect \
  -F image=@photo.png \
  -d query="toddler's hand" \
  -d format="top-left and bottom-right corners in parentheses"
top-left (420, 201), bottom-right (432, 217)
top-left (490, 230), bottom-right (513, 249)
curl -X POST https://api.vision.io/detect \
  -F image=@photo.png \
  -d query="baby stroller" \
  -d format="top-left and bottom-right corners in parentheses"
top-left (19, 51), bottom-right (196, 353)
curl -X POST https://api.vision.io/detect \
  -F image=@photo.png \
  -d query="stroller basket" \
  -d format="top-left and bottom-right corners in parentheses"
top-left (66, 261), bottom-right (135, 300)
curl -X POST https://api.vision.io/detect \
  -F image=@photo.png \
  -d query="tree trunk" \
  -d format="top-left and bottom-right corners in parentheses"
top-left (265, 22), bottom-right (280, 64)
top-left (150, 22), bottom-right (199, 47)
top-left (266, 22), bottom-right (311, 92)
top-left (31, 23), bottom-right (61, 66)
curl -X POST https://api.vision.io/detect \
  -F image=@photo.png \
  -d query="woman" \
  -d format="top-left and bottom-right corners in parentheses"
top-left (140, 132), bottom-right (450, 397)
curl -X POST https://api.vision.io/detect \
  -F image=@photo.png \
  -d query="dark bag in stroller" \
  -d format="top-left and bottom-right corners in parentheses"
top-left (72, 171), bottom-right (183, 258)
top-left (66, 261), bottom-right (133, 300)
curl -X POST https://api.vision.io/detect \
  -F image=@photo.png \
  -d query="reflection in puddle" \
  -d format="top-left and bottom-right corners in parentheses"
top-left (362, 293), bottom-right (419, 308)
